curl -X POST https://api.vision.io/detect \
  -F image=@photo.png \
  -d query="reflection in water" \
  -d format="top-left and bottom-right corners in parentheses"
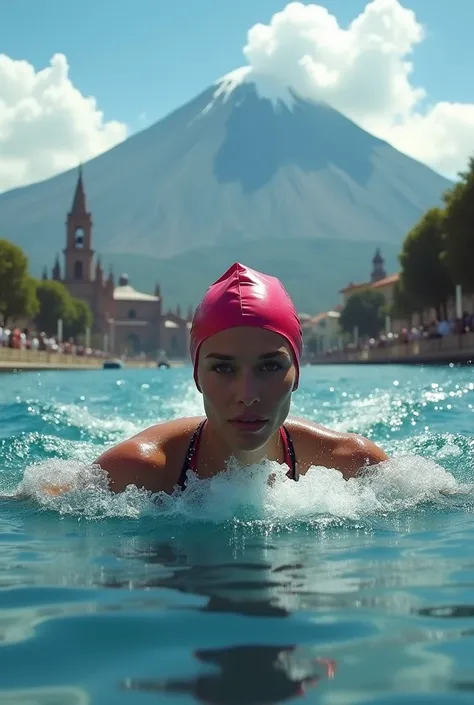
top-left (203, 595), bottom-right (289, 618)
top-left (416, 605), bottom-right (474, 618)
top-left (453, 680), bottom-right (474, 691)
top-left (103, 538), bottom-right (303, 617)
top-left (108, 537), bottom-right (337, 702)
top-left (122, 644), bottom-right (335, 705)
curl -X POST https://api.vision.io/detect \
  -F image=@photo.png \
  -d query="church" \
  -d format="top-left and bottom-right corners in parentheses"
top-left (44, 168), bottom-right (191, 359)
top-left (339, 248), bottom-right (399, 309)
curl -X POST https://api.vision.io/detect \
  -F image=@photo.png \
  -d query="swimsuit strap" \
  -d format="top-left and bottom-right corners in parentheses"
top-left (177, 419), bottom-right (206, 490)
top-left (177, 420), bottom-right (298, 490)
top-left (281, 425), bottom-right (299, 481)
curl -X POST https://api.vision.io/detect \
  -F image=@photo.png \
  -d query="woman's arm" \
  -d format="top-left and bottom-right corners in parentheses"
top-left (94, 439), bottom-right (167, 493)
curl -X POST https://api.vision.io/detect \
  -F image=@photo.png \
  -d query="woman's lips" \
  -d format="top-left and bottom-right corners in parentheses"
top-left (228, 419), bottom-right (268, 433)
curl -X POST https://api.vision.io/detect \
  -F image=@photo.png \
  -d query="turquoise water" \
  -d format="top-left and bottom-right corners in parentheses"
top-left (1, 364), bottom-right (474, 704)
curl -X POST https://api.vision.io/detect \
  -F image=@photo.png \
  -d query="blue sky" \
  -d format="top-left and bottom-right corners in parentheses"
top-left (2, 0), bottom-right (473, 131)
top-left (1, 0), bottom-right (473, 191)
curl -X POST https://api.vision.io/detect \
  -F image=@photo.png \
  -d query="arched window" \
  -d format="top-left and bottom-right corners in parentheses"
top-left (128, 309), bottom-right (136, 319)
top-left (74, 261), bottom-right (83, 280)
top-left (75, 227), bottom-right (85, 248)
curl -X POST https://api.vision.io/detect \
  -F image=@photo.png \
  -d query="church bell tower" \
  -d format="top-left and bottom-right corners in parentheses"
top-left (371, 248), bottom-right (386, 283)
top-left (64, 166), bottom-right (94, 284)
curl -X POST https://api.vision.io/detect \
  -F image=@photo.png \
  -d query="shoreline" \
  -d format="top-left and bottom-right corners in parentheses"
top-left (0, 349), bottom-right (186, 373)
top-left (309, 332), bottom-right (474, 366)
top-left (310, 355), bottom-right (473, 366)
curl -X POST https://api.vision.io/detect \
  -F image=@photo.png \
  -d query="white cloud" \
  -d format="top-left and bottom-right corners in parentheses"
top-left (242, 0), bottom-right (474, 178)
top-left (0, 53), bottom-right (127, 193)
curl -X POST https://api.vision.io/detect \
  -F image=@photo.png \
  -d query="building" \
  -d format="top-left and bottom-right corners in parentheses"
top-left (337, 249), bottom-right (474, 339)
top-left (301, 310), bottom-right (342, 356)
top-left (340, 249), bottom-right (399, 308)
top-left (112, 274), bottom-right (163, 356)
top-left (44, 167), bottom-right (190, 358)
top-left (339, 249), bottom-right (415, 335)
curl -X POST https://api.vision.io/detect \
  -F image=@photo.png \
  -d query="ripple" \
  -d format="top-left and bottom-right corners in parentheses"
top-left (0, 366), bottom-right (473, 702)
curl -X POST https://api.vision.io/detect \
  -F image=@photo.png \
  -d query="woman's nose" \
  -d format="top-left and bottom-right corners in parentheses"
top-left (235, 372), bottom-right (260, 406)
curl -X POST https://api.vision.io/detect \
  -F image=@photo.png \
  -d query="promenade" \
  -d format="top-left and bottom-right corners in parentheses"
top-left (0, 347), bottom-right (184, 372)
top-left (311, 332), bottom-right (474, 366)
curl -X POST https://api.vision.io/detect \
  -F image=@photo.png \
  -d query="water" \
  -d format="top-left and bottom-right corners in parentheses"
top-left (1, 364), bottom-right (474, 704)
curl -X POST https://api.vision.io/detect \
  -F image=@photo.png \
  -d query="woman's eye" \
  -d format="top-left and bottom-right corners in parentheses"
top-left (211, 362), bottom-right (283, 374)
top-left (212, 364), bottom-right (234, 373)
top-left (262, 362), bottom-right (282, 372)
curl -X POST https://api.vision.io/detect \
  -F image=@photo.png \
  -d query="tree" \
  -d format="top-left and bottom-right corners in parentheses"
top-left (0, 240), bottom-right (39, 325)
top-left (391, 280), bottom-right (414, 320)
top-left (34, 281), bottom-right (93, 340)
top-left (34, 280), bottom-right (74, 336)
top-left (64, 298), bottom-right (93, 339)
top-left (340, 289), bottom-right (385, 338)
top-left (398, 207), bottom-right (452, 319)
top-left (444, 156), bottom-right (474, 292)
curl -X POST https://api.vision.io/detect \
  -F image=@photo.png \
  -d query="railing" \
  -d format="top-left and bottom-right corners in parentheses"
top-left (0, 347), bottom-right (185, 369)
top-left (0, 347), bottom-right (101, 367)
top-left (312, 332), bottom-right (474, 364)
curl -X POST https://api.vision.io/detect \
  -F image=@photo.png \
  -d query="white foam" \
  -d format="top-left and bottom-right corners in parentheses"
top-left (13, 453), bottom-right (466, 524)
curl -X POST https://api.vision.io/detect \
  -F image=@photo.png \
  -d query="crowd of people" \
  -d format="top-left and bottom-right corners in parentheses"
top-left (306, 311), bottom-right (474, 361)
top-left (0, 326), bottom-right (105, 359)
top-left (3, 310), bottom-right (474, 362)
top-left (372, 311), bottom-right (474, 349)
top-left (397, 312), bottom-right (474, 342)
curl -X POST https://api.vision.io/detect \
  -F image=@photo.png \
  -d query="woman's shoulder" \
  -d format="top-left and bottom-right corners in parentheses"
top-left (129, 416), bottom-right (205, 447)
top-left (95, 416), bottom-right (205, 492)
top-left (284, 416), bottom-right (388, 477)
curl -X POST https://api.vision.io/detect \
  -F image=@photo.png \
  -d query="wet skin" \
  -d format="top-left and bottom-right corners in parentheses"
top-left (95, 327), bottom-right (388, 494)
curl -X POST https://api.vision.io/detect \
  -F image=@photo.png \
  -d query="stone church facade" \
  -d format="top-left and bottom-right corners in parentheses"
top-left (44, 168), bottom-right (190, 359)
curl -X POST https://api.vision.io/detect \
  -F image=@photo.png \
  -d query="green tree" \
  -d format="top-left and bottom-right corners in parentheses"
top-left (0, 240), bottom-right (39, 325)
top-left (398, 207), bottom-right (452, 319)
top-left (64, 298), bottom-right (93, 340)
top-left (34, 280), bottom-right (74, 336)
top-left (444, 156), bottom-right (474, 292)
top-left (340, 289), bottom-right (385, 338)
top-left (391, 280), bottom-right (414, 320)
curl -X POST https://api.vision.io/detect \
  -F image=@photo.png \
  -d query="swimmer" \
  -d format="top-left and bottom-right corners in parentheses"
top-left (95, 262), bottom-right (388, 494)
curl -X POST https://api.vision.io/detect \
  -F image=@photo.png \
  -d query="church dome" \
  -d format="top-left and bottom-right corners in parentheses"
top-left (118, 273), bottom-right (129, 286)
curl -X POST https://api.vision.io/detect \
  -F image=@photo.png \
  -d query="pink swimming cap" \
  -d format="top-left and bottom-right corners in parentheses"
top-left (190, 262), bottom-right (302, 390)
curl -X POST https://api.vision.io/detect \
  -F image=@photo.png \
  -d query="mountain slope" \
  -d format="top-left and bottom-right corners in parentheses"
top-left (106, 238), bottom-right (402, 314)
top-left (0, 71), bottom-right (451, 312)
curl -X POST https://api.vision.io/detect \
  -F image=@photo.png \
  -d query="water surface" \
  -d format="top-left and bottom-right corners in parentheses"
top-left (1, 364), bottom-right (473, 704)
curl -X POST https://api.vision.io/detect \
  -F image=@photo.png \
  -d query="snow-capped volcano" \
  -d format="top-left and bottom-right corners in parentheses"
top-left (204, 67), bottom-right (298, 113)
top-left (0, 68), bottom-right (451, 312)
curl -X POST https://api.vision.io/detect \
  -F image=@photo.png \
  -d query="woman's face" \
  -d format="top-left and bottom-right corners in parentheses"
top-left (197, 327), bottom-right (297, 454)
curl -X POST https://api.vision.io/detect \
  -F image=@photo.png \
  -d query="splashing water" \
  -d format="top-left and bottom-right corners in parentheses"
top-left (14, 452), bottom-right (467, 525)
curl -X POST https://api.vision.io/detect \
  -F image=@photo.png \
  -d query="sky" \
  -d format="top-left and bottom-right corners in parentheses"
top-left (1, 0), bottom-right (474, 193)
